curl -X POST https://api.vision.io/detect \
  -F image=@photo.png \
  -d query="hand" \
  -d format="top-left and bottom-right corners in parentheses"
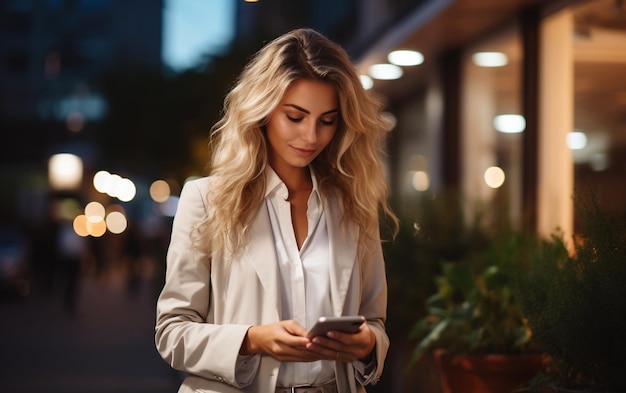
top-left (241, 320), bottom-right (319, 362)
top-left (305, 322), bottom-right (375, 363)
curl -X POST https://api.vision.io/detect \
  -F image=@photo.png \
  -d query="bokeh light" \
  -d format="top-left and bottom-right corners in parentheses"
top-left (116, 178), bottom-right (137, 202)
top-left (87, 220), bottom-right (107, 237)
top-left (472, 52), bottom-right (508, 67)
top-left (359, 74), bottom-right (373, 90)
top-left (388, 50), bottom-right (424, 66)
top-left (411, 171), bottom-right (430, 191)
top-left (93, 170), bottom-right (112, 193)
top-left (493, 114), bottom-right (526, 134)
top-left (369, 63), bottom-right (403, 80)
top-left (72, 215), bottom-right (90, 237)
top-left (93, 171), bottom-right (136, 202)
top-left (48, 153), bottom-right (83, 191)
top-left (567, 131), bottom-right (587, 150)
top-left (484, 166), bottom-right (506, 188)
top-left (106, 211), bottom-right (127, 234)
top-left (150, 179), bottom-right (171, 203)
top-left (107, 174), bottom-right (122, 198)
top-left (85, 201), bottom-right (105, 223)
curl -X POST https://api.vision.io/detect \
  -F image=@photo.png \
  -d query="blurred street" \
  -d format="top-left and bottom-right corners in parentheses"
top-left (0, 258), bottom-right (182, 393)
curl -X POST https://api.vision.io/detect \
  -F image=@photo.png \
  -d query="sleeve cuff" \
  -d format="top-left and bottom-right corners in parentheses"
top-left (234, 354), bottom-right (261, 387)
top-left (353, 352), bottom-right (378, 385)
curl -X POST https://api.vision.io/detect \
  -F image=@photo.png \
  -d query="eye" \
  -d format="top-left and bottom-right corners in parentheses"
top-left (320, 117), bottom-right (337, 126)
top-left (287, 115), bottom-right (303, 123)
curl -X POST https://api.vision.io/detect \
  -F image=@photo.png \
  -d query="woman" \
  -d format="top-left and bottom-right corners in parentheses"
top-left (155, 28), bottom-right (398, 393)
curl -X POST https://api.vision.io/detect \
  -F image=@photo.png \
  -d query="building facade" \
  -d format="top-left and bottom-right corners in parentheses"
top-left (345, 0), bottom-right (626, 240)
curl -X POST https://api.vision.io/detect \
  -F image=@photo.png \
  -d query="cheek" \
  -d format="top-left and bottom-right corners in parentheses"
top-left (265, 118), bottom-right (281, 143)
top-left (320, 127), bottom-right (338, 148)
top-left (267, 117), bottom-right (294, 141)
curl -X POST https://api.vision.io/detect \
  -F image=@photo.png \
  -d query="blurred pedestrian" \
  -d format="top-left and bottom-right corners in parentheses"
top-left (56, 216), bottom-right (86, 315)
top-left (123, 221), bottom-right (143, 295)
top-left (155, 28), bottom-right (398, 393)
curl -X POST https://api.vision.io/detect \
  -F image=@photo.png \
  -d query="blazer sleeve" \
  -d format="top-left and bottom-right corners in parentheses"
top-left (154, 178), bottom-right (259, 388)
top-left (354, 229), bottom-right (389, 386)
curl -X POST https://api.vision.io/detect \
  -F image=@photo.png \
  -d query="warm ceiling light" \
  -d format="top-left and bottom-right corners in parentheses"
top-left (388, 50), bottom-right (424, 66)
top-left (359, 74), bottom-right (373, 90)
top-left (472, 52), bottom-right (508, 67)
top-left (369, 64), bottom-right (403, 80)
top-left (493, 114), bottom-right (525, 133)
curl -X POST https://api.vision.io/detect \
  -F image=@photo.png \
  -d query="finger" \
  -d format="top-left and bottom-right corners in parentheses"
top-left (306, 339), bottom-right (337, 355)
top-left (325, 346), bottom-right (340, 361)
top-left (281, 320), bottom-right (308, 337)
top-left (278, 348), bottom-right (320, 362)
top-left (310, 335), bottom-right (342, 348)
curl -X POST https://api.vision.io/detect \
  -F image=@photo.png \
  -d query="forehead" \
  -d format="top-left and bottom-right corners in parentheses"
top-left (280, 79), bottom-right (338, 111)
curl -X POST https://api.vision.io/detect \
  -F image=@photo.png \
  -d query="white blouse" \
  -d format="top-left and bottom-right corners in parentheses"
top-left (265, 166), bottom-right (336, 387)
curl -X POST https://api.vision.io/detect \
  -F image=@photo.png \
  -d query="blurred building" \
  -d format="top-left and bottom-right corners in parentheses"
top-left (0, 0), bottom-right (163, 164)
top-left (0, 0), bottom-right (163, 227)
top-left (345, 0), bottom-right (626, 239)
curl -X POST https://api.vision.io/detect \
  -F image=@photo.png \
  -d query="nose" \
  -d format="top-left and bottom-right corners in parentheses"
top-left (300, 120), bottom-right (317, 144)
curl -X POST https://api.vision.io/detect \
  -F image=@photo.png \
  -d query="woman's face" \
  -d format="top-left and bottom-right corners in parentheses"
top-left (266, 79), bottom-right (339, 177)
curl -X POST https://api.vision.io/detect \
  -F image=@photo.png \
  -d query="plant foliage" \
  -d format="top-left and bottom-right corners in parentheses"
top-left (515, 195), bottom-right (626, 392)
top-left (407, 193), bottom-right (538, 368)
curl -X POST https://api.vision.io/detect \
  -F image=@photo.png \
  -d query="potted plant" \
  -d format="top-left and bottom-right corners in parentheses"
top-left (514, 194), bottom-right (626, 392)
top-left (407, 194), bottom-right (546, 393)
top-left (379, 191), bottom-right (482, 392)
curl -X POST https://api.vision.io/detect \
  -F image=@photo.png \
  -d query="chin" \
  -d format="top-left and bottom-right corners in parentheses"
top-left (288, 157), bottom-right (317, 168)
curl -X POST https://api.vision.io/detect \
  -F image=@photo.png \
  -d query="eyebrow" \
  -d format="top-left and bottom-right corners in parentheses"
top-left (284, 104), bottom-right (339, 116)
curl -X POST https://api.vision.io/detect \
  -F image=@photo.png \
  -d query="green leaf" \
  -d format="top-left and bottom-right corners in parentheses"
top-left (409, 319), bottom-right (450, 366)
top-left (443, 262), bottom-right (475, 297)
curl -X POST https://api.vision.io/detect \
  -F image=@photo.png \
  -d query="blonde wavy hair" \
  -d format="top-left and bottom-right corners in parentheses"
top-left (198, 28), bottom-right (398, 257)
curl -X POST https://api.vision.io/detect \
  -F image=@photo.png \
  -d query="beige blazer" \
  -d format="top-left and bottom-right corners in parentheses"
top-left (155, 177), bottom-right (389, 393)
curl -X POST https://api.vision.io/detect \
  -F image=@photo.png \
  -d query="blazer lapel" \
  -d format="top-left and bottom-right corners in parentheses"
top-left (244, 203), bottom-right (282, 319)
top-left (326, 195), bottom-right (359, 316)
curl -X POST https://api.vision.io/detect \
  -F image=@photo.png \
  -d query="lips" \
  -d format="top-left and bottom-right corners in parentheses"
top-left (291, 146), bottom-right (316, 157)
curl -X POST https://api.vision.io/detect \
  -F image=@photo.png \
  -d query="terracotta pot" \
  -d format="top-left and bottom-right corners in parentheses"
top-left (434, 350), bottom-right (547, 393)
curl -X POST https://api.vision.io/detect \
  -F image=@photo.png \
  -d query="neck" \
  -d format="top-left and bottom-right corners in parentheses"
top-left (271, 165), bottom-right (312, 195)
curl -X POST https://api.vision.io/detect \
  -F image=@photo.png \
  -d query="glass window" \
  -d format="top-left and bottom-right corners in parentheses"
top-left (461, 26), bottom-right (523, 227)
top-left (572, 0), bottom-right (626, 216)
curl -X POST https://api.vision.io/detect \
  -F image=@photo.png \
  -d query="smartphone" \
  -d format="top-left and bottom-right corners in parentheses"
top-left (306, 315), bottom-right (366, 337)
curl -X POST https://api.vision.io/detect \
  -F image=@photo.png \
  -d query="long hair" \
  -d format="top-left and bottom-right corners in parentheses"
top-left (197, 28), bottom-right (398, 256)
